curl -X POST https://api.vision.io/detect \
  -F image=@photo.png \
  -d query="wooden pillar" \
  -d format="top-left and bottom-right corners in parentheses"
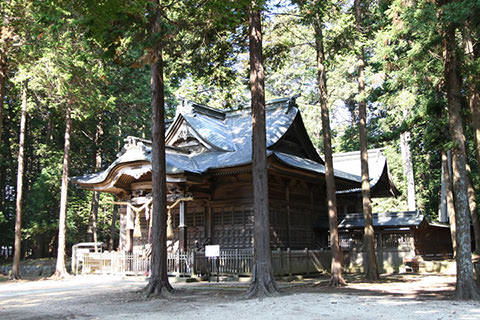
top-left (206, 201), bottom-right (212, 240)
top-left (309, 185), bottom-right (314, 232)
top-left (286, 182), bottom-right (291, 248)
top-left (118, 205), bottom-right (127, 251)
top-left (125, 204), bottom-right (134, 253)
top-left (377, 230), bottom-right (383, 273)
top-left (179, 200), bottom-right (188, 252)
top-left (127, 230), bottom-right (134, 253)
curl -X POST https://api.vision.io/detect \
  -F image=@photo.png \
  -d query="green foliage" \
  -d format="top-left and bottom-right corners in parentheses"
top-left (2, 0), bottom-right (480, 258)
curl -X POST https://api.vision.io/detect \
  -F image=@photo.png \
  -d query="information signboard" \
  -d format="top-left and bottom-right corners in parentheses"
top-left (205, 245), bottom-right (220, 257)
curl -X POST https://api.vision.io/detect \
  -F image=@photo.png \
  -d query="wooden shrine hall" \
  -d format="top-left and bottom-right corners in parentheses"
top-left (71, 97), bottom-right (398, 256)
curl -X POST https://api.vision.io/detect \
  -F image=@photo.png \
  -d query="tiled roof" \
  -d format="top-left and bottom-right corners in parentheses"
top-left (338, 211), bottom-right (424, 229)
top-left (71, 97), bottom-right (360, 188)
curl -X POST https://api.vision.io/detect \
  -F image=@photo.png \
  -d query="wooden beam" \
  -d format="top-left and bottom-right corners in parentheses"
top-left (130, 181), bottom-right (152, 191)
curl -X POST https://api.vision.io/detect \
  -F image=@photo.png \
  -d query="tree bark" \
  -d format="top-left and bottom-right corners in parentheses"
top-left (443, 23), bottom-right (480, 300)
top-left (314, 15), bottom-right (345, 287)
top-left (0, 49), bottom-right (5, 153)
top-left (89, 122), bottom-right (102, 251)
top-left (400, 131), bottom-right (416, 211)
top-left (110, 202), bottom-right (117, 251)
top-left (439, 152), bottom-right (447, 223)
top-left (463, 28), bottom-right (480, 175)
top-left (442, 150), bottom-right (457, 256)
top-left (144, 8), bottom-right (173, 297)
top-left (0, 26), bottom-right (8, 156)
top-left (10, 82), bottom-right (27, 280)
top-left (354, 0), bottom-right (379, 281)
top-left (466, 163), bottom-right (480, 252)
top-left (439, 150), bottom-right (448, 223)
top-left (53, 103), bottom-right (72, 278)
top-left (0, 30), bottom-right (7, 213)
top-left (463, 28), bottom-right (480, 252)
top-left (246, 2), bottom-right (278, 298)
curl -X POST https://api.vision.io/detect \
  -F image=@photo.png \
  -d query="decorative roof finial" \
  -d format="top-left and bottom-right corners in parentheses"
top-left (287, 94), bottom-right (301, 113)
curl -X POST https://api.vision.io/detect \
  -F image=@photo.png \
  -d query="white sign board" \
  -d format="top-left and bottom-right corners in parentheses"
top-left (205, 245), bottom-right (220, 257)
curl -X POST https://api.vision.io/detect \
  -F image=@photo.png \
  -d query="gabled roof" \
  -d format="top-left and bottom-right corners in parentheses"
top-left (71, 97), bottom-right (361, 193)
top-left (338, 211), bottom-right (424, 229)
top-left (333, 148), bottom-right (400, 197)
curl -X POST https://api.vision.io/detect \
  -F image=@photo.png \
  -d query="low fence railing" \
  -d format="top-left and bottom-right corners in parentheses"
top-left (73, 247), bottom-right (332, 277)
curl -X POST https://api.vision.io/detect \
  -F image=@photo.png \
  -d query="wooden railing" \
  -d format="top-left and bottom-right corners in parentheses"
top-left (74, 248), bottom-right (331, 277)
top-left (81, 251), bottom-right (150, 276)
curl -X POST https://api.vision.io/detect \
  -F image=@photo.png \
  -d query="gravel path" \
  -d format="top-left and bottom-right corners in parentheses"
top-left (1, 274), bottom-right (479, 320)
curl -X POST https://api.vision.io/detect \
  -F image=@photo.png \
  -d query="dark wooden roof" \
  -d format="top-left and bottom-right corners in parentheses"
top-left (338, 211), bottom-right (423, 229)
top-left (333, 149), bottom-right (400, 198)
top-left (71, 97), bottom-right (362, 193)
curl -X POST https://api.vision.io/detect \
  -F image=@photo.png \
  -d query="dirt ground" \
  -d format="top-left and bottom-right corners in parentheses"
top-left (1, 274), bottom-right (479, 320)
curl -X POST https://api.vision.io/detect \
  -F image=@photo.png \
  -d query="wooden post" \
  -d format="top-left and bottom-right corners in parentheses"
top-left (179, 200), bottom-right (187, 252)
top-left (191, 250), bottom-right (195, 277)
top-left (277, 247), bottom-right (281, 274)
top-left (287, 247), bottom-right (292, 277)
top-left (236, 249), bottom-right (239, 277)
top-left (206, 204), bottom-right (212, 240)
top-left (305, 248), bottom-right (309, 276)
top-left (286, 184), bottom-right (291, 248)
top-left (127, 230), bottom-right (133, 253)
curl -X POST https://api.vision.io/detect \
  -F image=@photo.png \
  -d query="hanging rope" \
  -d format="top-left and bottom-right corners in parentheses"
top-left (133, 212), bottom-right (142, 238)
top-left (108, 199), bottom-right (152, 238)
top-left (107, 196), bottom-right (193, 240)
top-left (166, 197), bottom-right (194, 240)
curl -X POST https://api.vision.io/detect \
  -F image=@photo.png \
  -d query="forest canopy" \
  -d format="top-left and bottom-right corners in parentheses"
top-left (1, 0), bottom-right (479, 264)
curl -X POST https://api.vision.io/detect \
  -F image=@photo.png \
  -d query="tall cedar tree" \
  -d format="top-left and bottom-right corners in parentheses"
top-left (246, 0), bottom-right (279, 298)
top-left (0, 10), bottom-right (14, 223)
top-left (88, 122), bottom-right (103, 252)
top-left (145, 6), bottom-right (173, 297)
top-left (466, 166), bottom-right (480, 252)
top-left (53, 103), bottom-right (72, 278)
top-left (463, 29), bottom-right (480, 251)
top-left (313, 11), bottom-right (345, 286)
top-left (442, 12), bottom-right (480, 299)
top-left (76, 0), bottom-right (246, 294)
top-left (354, 0), bottom-right (378, 280)
top-left (442, 150), bottom-right (457, 255)
top-left (11, 82), bottom-right (27, 279)
top-left (0, 15), bottom-right (12, 156)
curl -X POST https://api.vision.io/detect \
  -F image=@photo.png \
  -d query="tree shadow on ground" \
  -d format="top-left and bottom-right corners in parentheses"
top-left (285, 273), bottom-right (457, 301)
top-left (135, 273), bottom-right (457, 302)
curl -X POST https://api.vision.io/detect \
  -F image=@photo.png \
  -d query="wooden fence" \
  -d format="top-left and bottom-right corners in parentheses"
top-left (74, 248), bottom-right (332, 277)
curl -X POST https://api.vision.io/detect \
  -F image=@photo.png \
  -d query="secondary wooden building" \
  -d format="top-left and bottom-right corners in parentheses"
top-left (338, 211), bottom-right (453, 272)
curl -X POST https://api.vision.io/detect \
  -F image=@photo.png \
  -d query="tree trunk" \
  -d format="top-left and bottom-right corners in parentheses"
top-left (53, 103), bottom-right (72, 278)
top-left (466, 163), bottom-right (480, 252)
top-left (442, 150), bottom-right (457, 256)
top-left (246, 2), bottom-right (278, 298)
top-left (355, 0), bottom-right (379, 281)
top-left (110, 202), bottom-right (117, 251)
top-left (89, 122), bottom-right (102, 251)
top-left (463, 28), bottom-right (480, 175)
top-left (463, 28), bottom-right (480, 252)
top-left (314, 15), bottom-right (345, 287)
top-left (0, 35), bottom-right (7, 214)
top-left (10, 82), bottom-right (27, 280)
top-left (400, 131), bottom-right (416, 211)
top-left (144, 9), bottom-right (173, 297)
top-left (443, 23), bottom-right (480, 300)
top-left (110, 116), bottom-right (122, 251)
top-left (439, 150), bottom-right (448, 223)
top-left (0, 37), bottom-right (7, 155)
